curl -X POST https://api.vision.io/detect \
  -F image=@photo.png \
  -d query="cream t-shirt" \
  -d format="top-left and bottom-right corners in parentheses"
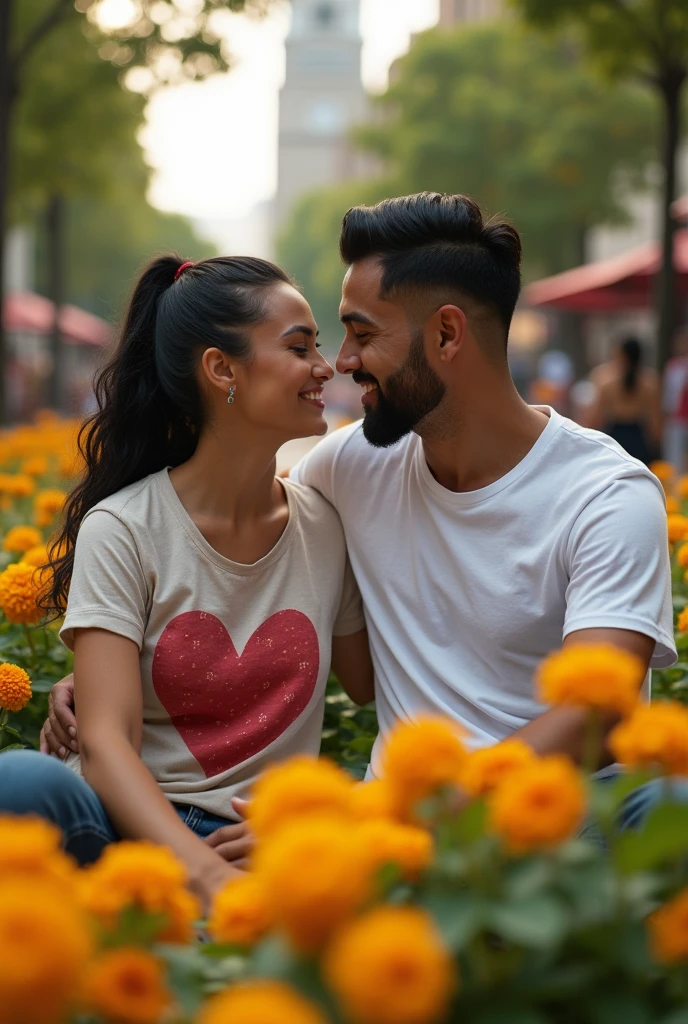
top-left (61, 470), bottom-right (364, 817)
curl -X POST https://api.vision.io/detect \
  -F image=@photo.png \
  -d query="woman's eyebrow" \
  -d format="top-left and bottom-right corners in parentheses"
top-left (281, 325), bottom-right (320, 338)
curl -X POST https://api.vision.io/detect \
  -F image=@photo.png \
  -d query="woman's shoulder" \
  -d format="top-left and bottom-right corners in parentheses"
top-left (83, 471), bottom-right (165, 528)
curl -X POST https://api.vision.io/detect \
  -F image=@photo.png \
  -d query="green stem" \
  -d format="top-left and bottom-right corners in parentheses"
top-left (23, 626), bottom-right (37, 671)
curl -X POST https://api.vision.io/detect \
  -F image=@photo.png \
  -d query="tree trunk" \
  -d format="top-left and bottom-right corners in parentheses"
top-left (557, 224), bottom-right (589, 383)
top-left (656, 71), bottom-right (685, 374)
top-left (0, 0), bottom-right (14, 424)
top-left (45, 192), bottom-right (65, 411)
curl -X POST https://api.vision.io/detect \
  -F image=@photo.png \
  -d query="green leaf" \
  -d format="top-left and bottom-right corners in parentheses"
top-left (614, 803), bottom-right (688, 873)
top-left (0, 742), bottom-right (25, 752)
top-left (419, 888), bottom-right (487, 951)
top-left (1, 725), bottom-right (23, 741)
top-left (590, 991), bottom-right (652, 1024)
top-left (29, 678), bottom-right (56, 693)
top-left (486, 894), bottom-right (570, 949)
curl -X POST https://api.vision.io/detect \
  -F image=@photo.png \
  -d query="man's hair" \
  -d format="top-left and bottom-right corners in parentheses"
top-left (339, 192), bottom-right (522, 337)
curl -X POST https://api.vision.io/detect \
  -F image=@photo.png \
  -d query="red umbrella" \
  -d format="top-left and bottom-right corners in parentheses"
top-left (3, 291), bottom-right (111, 347)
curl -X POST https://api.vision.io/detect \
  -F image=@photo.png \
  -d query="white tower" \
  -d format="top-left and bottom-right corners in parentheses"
top-left (275, 0), bottom-right (367, 226)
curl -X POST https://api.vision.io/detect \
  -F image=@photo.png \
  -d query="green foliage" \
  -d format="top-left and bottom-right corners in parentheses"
top-left (322, 674), bottom-right (377, 779)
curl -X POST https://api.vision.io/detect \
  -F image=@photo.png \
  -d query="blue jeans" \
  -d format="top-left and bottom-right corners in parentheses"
top-left (0, 750), bottom-right (236, 865)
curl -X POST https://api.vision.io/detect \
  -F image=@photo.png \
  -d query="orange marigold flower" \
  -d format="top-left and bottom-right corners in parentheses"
top-left (2, 525), bottom-right (42, 554)
top-left (609, 701), bottom-right (688, 775)
top-left (0, 474), bottom-right (35, 499)
top-left (324, 906), bottom-right (455, 1024)
top-left (349, 779), bottom-right (397, 821)
top-left (0, 662), bottom-right (32, 712)
top-left (676, 543), bottom-right (688, 568)
top-left (489, 755), bottom-right (586, 853)
top-left (249, 755), bottom-right (353, 840)
top-left (34, 488), bottom-right (67, 528)
top-left (81, 948), bottom-right (172, 1024)
top-left (0, 562), bottom-right (42, 626)
top-left (0, 816), bottom-right (76, 888)
top-left (357, 819), bottom-right (434, 881)
top-left (78, 840), bottom-right (200, 944)
top-left (666, 496), bottom-right (680, 514)
top-left (0, 879), bottom-right (93, 1024)
top-left (460, 739), bottom-right (537, 797)
top-left (678, 476), bottom-right (688, 500)
top-left (254, 816), bottom-right (372, 952)
top-left (678, 606), bottom-right (688, 633)
top-left (22, 544), bottom-right (50, 568)
top-left (667, 513), bottom-right (688, 543)
top-left (648, 888), bottom-right (688, 964)
top-left (21, 456), bottom-right (49, 478)
top-left (381, 717), bottom-right (468, 818)
top-left (651, 460), bottom-right (676, 483)
top-left (536, 643), bottom-right (644, 717)
top-left (207, 873), bottom-right (272, 947)
top-left (195, 981), bottom-right (328, 1024)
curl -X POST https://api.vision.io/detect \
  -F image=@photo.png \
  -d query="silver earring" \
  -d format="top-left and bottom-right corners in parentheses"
top-left (227, 386), bottom-right (235, 405)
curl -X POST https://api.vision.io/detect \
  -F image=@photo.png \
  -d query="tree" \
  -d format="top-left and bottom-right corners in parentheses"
top-left (0, 0), bottom-right (271, 421)
top-left (356, 22), bottom-right (656, 281)
top-left (510, 0), bottom-right (688, 371)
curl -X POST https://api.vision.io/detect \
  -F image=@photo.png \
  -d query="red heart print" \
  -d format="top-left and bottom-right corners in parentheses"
top-left (152, 609), bottom-right (320, 778)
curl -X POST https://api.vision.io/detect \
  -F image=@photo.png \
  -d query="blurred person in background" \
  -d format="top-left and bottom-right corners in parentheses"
top-left (662, 327), bottom-right (688, 473)
top-left (588, 336), bottom-right (661, 465)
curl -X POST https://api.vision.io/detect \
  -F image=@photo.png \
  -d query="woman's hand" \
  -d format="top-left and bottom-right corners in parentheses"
top-left (204, 820), bottom-right (254, 868)
top-left (40, 674), bottom-right (78, 757)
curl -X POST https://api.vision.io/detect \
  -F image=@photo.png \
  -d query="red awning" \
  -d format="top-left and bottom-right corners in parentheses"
top-left (2, 291), bottom-right (111, 347)
top-left (523, 230), bottom-right (688, 313)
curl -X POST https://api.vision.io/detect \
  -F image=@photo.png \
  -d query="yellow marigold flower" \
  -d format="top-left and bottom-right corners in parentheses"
top-left (0, 662), bottom-right (32, 713)
top-left (357, 819), bottom-right (434, 881)
top-left (666, 496), bottom-right (680, 514)
top-left (0, 816), bottom-right (76, 888)
top-left (207, 873), bottom-right (272, 947)
top-left (349, 779), bottom-right (397, 821)
top-left (609, 701), bottom-right (688, 776)
top-left (81, 948), bottom-right (172, 1024)
top-left (381, 717), bottom-right (468, 818)
top-left (34, 488), bottom-right (67, 528)
top-left (195, 981), bottom-right (328, 1024)
top-left (667, 513), bottom-right (688, 543)
top-left (677, 543), bottom-right (688, 568)
top-left (0, 879), bottom-right (92, 1024)
top-left (489, 755), bottom-right (586, 853)
top-left (651, 460), bottom-right (676, 483)
top-left (79, 840), bottom-right (200, 944)
top-left (324, 906), bottom-right (455, 1024)
top-left (21, 456), bottom-right (49, 477)
top-left (536, 643), bottom-right (644, 717)
top-left (678, 607), bottom-right (688, 633)
top-left (254, 816), bottom-right (373, 952)
top-left (648, 888), bottom-right (688, 964)
top-left (249, 755), bottom-right (354, 840)
top-left (678, 476), bottom-right (688, 500)
top-left (23, 543), bottom-right (50, 568)
top-left (2, 525), bottom-right (42, 554)
top-left (460, 739), bottom-right (537, 797)
top-left (0, 474), bottom-right (35, 499)
top-left (0, 561), bottom-right (42, 625)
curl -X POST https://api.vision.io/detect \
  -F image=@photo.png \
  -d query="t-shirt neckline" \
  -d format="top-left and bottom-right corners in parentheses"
top-left (417, 405), bottom-right (561, 507)
top-left (155, 468), bottom-right (297, 575)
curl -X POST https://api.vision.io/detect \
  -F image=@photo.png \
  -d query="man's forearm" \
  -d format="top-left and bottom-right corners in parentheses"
top-left (511, 705), bottom-right (619, 769)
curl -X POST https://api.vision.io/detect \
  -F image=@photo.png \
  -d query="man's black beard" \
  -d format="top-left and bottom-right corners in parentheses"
top-left (361, 331), bottom-right (446, 448)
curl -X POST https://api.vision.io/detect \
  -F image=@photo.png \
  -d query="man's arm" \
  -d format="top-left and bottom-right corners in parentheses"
top-left (513, 627), bottom-right (654, 767)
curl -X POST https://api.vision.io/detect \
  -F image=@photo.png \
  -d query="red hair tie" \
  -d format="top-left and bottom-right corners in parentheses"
top-left (174, 261), bottom-right (194, 281)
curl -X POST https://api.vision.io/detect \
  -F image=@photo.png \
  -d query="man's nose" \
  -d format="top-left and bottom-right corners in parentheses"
top-left (336, 338), bottom-right (361, 376)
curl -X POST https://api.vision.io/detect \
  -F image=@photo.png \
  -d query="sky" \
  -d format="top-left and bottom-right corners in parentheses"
top-left (121, 0), bottom-right (439, 232)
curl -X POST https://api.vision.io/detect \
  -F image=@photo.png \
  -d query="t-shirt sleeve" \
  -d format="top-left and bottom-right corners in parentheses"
top-left (563, 474), bottom-right (676, 668)
top-left (60, 510), bottom-right (149, 651)
top-left (333, 555), bottom-right (366, 637)
top-left (289, 424), bottom-right (358, 503)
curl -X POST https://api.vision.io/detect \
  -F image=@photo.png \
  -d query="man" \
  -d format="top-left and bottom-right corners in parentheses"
top-left (44, 192), bottom-right (675, 796)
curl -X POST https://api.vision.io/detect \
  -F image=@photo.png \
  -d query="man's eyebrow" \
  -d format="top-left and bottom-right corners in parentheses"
top-left (281, 324), bottom-right (320, 338)
top-left (340, 311), bottom-right (377, 326)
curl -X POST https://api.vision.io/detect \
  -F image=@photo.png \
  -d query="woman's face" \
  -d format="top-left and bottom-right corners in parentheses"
top-left (232, 282), bottom-right (334, 441)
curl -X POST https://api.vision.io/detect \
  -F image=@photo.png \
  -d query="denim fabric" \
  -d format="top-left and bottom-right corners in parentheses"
top-left (0, 749), bottom-right (236, 864)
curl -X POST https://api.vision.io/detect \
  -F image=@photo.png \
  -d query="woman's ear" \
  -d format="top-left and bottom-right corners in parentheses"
top-left (200, 347), bottom-right (237, 398)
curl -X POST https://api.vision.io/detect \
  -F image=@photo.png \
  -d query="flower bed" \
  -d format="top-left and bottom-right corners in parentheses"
top-left (2, 429), bottom-right (688, 1023)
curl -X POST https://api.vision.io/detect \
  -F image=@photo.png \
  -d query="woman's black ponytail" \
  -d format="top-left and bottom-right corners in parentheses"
top-left (620, 336), bottom-right (642, 394)
top-left (46, 253), bottom-right (290, 616)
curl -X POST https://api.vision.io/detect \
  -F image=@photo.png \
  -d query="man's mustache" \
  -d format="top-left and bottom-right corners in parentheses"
top-left (352, 370), bottom-right (379, 386)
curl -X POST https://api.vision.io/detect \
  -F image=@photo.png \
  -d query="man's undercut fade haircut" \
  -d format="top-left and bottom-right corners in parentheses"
top-left (339, 192), bottom-right (522, 338)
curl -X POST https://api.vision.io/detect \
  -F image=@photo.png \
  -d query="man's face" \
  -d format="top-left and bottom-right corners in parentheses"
top-left (337, 258), bottom-right (446, 447)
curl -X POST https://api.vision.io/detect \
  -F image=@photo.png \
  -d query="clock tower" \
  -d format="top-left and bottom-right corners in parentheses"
top-left (275, 0), bottom-right (367, 226)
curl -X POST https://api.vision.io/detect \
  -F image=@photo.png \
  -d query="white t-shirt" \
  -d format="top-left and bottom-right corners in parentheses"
top-left (61, 470), bottom-right (364, 815)
top-left (291, 408), bottom-right (676, 778)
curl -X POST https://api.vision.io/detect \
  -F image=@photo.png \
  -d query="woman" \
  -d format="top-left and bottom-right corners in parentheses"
top-left (0, 255), bottom-right (373, 909)
top-left (589, 336), bottom-right (661, 465)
